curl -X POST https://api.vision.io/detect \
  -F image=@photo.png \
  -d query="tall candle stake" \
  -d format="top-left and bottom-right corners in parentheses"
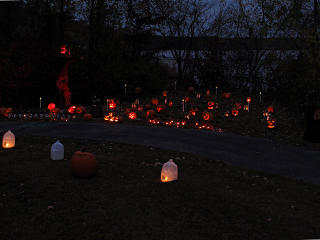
top-left (124, 84), bottom-right (127, 94)
top-left (215, 86), bottom-right (218, 96)
top-left (39, 97), bottom-right (42, 109)
top-left (259, 91), bottom-right (262, 103)
top-left (182, 99), bottom-right (185, 112)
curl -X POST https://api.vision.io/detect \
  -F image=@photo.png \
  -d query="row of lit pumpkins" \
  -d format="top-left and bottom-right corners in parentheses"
top-left (1, 131), bottom-right (178, 182)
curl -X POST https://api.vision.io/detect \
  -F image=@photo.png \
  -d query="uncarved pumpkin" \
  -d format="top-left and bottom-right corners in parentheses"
top-left (223, 92), bottom-right (232, 99)
top-left (83, 113), bottom-right (93, 120)
top-left (144, 104), bottom-right (152, 110)
top-left (71, 151), bottom-right (97, 178)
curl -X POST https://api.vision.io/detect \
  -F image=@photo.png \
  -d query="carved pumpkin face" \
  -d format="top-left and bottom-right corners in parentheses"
top-left (202, 112), bottom-right (213, 121)
top-left (104, 112), bottom-right (120, 122)
top-left (70, 151), bottom-right (97, 178)
top-left (235, 102), bottom-right (242, 110)
top-left (232, 108), bottom-right (239, 116)
top-left (152, 98), bottom-right (159, 106)
top-left (267, 119), bottom-right (277, 129)
top-left (76, 106), bottom-right (86, 114)
top-left (68, 106), bottom-right (77, 113)
top-left (48, 103), bottom-right (56, 111)
top-left (128, 112), bottom-right (137, 120)
top-left (208, 101), bottom-right (215, 110)
top-left (162, 91), bottom-right (167, 97)
top-left (108, 101), bottom-right (116, 110)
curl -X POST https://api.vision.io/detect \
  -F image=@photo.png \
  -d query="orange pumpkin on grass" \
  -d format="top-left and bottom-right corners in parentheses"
top-left (71, 151), bottom-right (97, 178)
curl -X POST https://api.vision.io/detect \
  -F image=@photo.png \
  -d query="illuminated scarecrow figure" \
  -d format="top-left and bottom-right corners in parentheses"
top-left (56, 59), bottom-right (75, 107)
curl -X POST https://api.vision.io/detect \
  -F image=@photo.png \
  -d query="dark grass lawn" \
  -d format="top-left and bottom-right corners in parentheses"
top-left (1, 136), bottom-right (320, 240)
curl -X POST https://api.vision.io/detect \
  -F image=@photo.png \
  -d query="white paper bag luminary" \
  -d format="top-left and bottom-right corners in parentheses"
top-left (2, 130), bottom-right (15, 148)
top-left (50, 140), bottom-right (64, 160)
top-left (161, 159), bottom-right (178, 182)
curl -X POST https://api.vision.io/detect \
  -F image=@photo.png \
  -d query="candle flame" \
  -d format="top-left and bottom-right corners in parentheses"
top-left (161, 176), bottom-right (168, 182)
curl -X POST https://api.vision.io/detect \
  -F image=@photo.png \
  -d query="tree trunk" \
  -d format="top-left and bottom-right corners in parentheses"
top-left (59, 0), bottom-right (64, 43)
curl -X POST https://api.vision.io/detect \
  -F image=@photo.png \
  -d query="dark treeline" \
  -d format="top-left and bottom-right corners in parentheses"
top-left (0, 0), bottom-right (319, 109)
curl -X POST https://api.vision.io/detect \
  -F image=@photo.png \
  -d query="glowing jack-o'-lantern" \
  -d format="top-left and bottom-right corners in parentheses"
top-left (108, 101), bottom-right (116, 110)
top-left (76, 106), bottom-right (86, 114)
top-left (161, 159), bottom-right (178, 182)
top-left (202, 112), bottom-right (213, 121)
top-left (232, 108), bottom-right (239, 116)
top-left (68, 105), bottom-right (77, 113)
top-left (137, 105), bottom-right (143, 111)
top-left (104, 112), bottom-right (120, 122)
top-left (152, 98), bottom-right (159, 106)
top-left (244, 105), bottom-right (249, 111)
top-left (267, 106), bottom-right (275, 114)
top-left (189, 108), bottom-right (199, 116)
top-left (71, 151), bottom-right (97, 178)
top-left (224, 111), bottom-right (230, 117)
top-left (184, 97), bottom-right (190, 103)
top-left (235, 102), bottom-right (242, 110)
top-left (128, 112), bottom-right (137, 120)
top-left (48, 103), bottom-right (56, 111)
top-left (267, 119), bottom-right (277, 129)
top-left (162, 91), bottom-right (167, 97)
top-left (208, 101), bottom-right (215, 110)
top-left (168, 100), bottom-right (173, 107)
top-left (2, 130), bottom-right (15, 148)
top-left (156, 105), bottom-right (166, 113)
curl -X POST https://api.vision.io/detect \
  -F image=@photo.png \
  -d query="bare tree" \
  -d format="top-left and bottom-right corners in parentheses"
top-left (151, 0), bottom-right (212, 85)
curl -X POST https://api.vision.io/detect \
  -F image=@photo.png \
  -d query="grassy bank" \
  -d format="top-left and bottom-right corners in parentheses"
top-left (0, 136), bottom-right (320, 239)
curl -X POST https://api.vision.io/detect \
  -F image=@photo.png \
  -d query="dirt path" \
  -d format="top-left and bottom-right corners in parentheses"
top-left (1, 121), bottom-right (319, 185)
